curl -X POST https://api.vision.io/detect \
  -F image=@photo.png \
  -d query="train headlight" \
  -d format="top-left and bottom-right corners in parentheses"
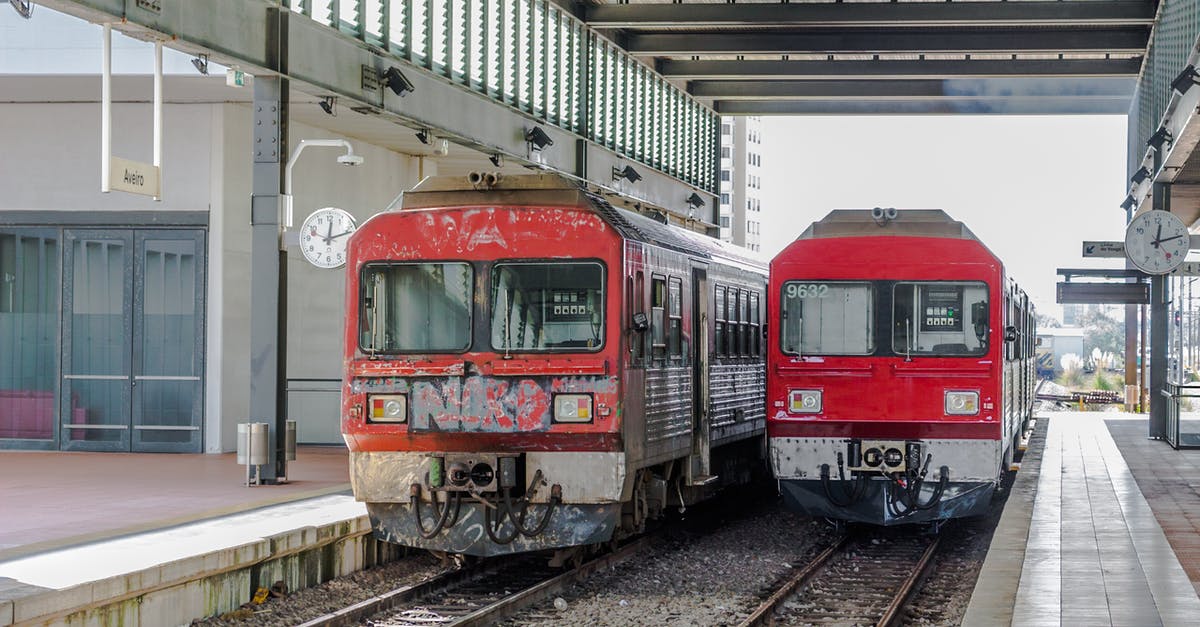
top-left (553, 394), bottom-right (593, 423)
top-left (788, 389), bottom-right (822, 414)
top-left (944, 390), bottom-right (979, 415)
top-left (368, 394), bottom-right (407, 423)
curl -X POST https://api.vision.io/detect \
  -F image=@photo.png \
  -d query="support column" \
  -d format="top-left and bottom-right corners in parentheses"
top-left (1149, 181), bottom-right (1171, 439)
top-left (249, 9), bottom-right (289, 481)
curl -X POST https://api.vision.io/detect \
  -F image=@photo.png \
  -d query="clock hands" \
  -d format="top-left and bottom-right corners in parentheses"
top-left (1155, 234), bottom-right (1185, 246)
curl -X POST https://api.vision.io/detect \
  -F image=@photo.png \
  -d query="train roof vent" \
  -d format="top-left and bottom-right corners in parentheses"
top-left (799, 209), bottom-right (980, 241)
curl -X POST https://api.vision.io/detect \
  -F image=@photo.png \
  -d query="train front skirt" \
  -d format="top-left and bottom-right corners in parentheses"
top-left (367, 501), bottom-right (621, 557)
top-left (779, 478), bottom-right (995, 525)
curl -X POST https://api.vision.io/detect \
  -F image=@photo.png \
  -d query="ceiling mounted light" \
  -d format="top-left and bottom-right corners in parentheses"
top-left (1131, 166), bottom-right (1151, 185)
top-left (415, 129), bottom-right (431, 145)
top-left (319, 96), bottom-right (336, 116)
top-left (686, 192), bottom-right (706, 208)
top-left (525, 126), bottom-right (553, 151)
top-left (1120, 195), bottom-right (1136, 212)
top-left (1148, 126), bottom-right (1173, 152)
top-left (613, 165), bottom-right (642, 183)
top-left (191, 53), bottom-right (209, 75)
top-left (381, 66), bottom-right (414, 97)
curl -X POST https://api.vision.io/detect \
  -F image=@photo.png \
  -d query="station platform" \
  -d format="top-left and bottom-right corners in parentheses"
top-left (965, 412), bottom-right (1200, 626)
top-left (0, 446), bottom-right (389, 626)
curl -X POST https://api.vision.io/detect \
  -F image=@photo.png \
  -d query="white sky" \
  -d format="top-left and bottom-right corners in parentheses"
top-left (759, 115), bottom-right (1130, 322)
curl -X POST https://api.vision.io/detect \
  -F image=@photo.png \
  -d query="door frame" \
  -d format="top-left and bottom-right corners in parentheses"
top-left (60, 229), bottom-right (134, 452)
top-left (59, 228), bottom-right (206, 453)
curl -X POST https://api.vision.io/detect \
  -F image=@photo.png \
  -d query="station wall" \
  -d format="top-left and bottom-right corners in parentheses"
top-left (0, 97), bottom-right (425, 453)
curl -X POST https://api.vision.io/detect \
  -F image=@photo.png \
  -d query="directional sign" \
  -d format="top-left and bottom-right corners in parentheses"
top-left (108, 156), bottom-right (161, 198)
top-left (1082, 241), bottom-right (1125, 258)
top-left (1057, 282), bottom-right (1149, 305)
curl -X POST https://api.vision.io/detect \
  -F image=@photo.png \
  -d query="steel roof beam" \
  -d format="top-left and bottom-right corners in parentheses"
top-left (690, 78), bottom-right (1136, 100)
top-left (585, 1), bottom-right (1157, 29)
top-left (626, 29), bottom-right (1149, 56)
top-left (714, 98), bottom-right (1133, 116)
top-left (659, 58), bottom-right (1144, 80)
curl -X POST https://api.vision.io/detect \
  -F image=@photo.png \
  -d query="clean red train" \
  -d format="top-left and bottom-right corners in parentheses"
top-left (767, 209), bottom-right (1035, 525)
top-left (342, 173), bottom-right (768, 559)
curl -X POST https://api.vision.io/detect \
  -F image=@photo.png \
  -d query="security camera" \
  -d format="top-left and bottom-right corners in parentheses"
top-left (337, 153), bottom-right (364, 166)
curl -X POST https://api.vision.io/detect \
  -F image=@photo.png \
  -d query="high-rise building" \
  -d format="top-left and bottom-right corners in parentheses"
top-left (718, 116), bottom-right (764, 252)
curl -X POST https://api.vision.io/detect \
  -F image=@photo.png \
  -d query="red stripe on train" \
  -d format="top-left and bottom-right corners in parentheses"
top-left (767, 420), bottom-right (1001, 440)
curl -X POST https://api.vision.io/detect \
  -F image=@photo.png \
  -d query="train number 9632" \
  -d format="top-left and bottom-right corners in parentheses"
top-left (785, 283), bottom-right (829, 299)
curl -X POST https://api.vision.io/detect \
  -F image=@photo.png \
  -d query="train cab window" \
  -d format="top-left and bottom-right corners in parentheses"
top-left (781, 281), bottom-right (874, 356)
top-left (714, 285), bottom-right (727, 356)
top-left (668, 277), bottom-right (683, 359)
top-left (490, 261), bottom-right (605, 352)
top-left (359, 262), bottom-right (473, 353)
top-left (651, 276), bottom-right (667, 359)
top-left (892, 282), bottom-right (988, 357)
top-left (749, 292), bottom-right (761, 356)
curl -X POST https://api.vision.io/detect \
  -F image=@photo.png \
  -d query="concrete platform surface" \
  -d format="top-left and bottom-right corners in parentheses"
top-left (965, 412), bottom-right (1200, 626)
top-left (0, 446), bottom-right (351, 561)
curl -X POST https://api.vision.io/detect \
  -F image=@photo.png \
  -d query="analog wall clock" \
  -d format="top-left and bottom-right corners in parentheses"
top-left (300, 207), bottom-right (357, 269)
top-left (1125, 210), bottom-right (1190, 275)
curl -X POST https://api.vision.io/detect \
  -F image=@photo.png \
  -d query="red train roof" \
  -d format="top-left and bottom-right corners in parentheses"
top-left (376, 173), bottom-right (766, 272)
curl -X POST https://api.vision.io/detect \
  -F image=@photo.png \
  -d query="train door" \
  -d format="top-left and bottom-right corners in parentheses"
top-left (60, 229), bottom-right (205, 453)
top-left (688, 264), bottom-right (713, 484)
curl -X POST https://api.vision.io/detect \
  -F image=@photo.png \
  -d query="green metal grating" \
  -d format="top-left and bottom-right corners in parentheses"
top-left (288, 0), bottom-right (718, 193)
top-left (1130, 0), bottom-right (1200, 177)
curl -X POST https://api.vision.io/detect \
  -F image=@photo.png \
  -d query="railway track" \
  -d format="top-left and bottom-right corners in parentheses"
top-left (740, 530), bottom-right (941, 627)
top-left (296, 536), bottom-right (653, 627)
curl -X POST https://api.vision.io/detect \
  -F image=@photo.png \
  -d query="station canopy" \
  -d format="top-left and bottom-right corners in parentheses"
top-left (581, 0), bottom-right (1152, 115)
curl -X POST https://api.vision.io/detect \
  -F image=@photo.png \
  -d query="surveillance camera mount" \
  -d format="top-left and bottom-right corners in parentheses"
top-left (191, 54), bottom-right (209, 75)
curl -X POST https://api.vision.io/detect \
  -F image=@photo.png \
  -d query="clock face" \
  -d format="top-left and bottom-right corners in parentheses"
top-left (1125, 210), bottom-right (1190, 275)
top-left (300, 207), bottom-right (357, 269)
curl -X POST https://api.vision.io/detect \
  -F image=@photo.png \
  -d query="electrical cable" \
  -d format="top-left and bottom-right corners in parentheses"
top-left (411, 486), bottom-right (456, 539)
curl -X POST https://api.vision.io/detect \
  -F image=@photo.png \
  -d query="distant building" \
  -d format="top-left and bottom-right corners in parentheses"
top-left (1036, 327), bottom-right (1086, 377)
top-left (718, 116), bottom-right (764, 251)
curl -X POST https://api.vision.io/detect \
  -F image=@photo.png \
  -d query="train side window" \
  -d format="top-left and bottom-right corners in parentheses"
top-left (651, 276), bottom-right (667, 359)
top-left (730, 289), bottom-right (742, 356)
top-left (749, 292), bottom-right (761, 356)
top-left (734, 285), bottom-right (744, 353)
top-left (633, 271), bottom-right (645, 362)
top-left (668, 277), bottom-right (683, 359)
top-left (714, 285), bottom-right (727, 356)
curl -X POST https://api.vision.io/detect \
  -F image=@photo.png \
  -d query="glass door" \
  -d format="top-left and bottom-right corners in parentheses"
top-left (61, 229), bottom-right (206, 453)
top-left (132, 231), bottom-right (205, 452)
top-left (61, 230), bottom-right (133, 451)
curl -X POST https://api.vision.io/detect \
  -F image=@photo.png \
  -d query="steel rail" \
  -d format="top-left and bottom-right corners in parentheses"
top-left (879, 536), bottom-right (942, 627)
top-left (297, 536), bottom-right (655, 627)
top-left (292, 561), bottom-right (493, 627)
top-left (737, 534), bottom-right (850, 627)
top-left (453, 535), bottom-right (656, 627)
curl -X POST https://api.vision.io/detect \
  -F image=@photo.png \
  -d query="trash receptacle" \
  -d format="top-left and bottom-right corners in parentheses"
top-left (285, 420), bottom-right (297, 461)
top-left (237, 422), bottom-right (269, 466)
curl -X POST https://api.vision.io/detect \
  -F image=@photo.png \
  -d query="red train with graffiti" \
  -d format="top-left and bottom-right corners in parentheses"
top-left (342, 173), bottom-right (768, 558)
top-left (767, 209), bottom-right (1035, 525)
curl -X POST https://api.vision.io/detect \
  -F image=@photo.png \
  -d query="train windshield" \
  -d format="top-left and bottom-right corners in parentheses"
top-left (490, 261), bottom-right (605, 352)
top-left (892, 282), bottom-right (988, 357)
top-left (780, 281), bottom-right (875, 356)
top-left (358, 262), bottom-right (473, 353)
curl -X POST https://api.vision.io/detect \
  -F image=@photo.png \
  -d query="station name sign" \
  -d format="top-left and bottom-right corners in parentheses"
top-left (108, 156), bottom-right (161, 198)
top-left (1057, 282), bottom-right (1149, 305)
